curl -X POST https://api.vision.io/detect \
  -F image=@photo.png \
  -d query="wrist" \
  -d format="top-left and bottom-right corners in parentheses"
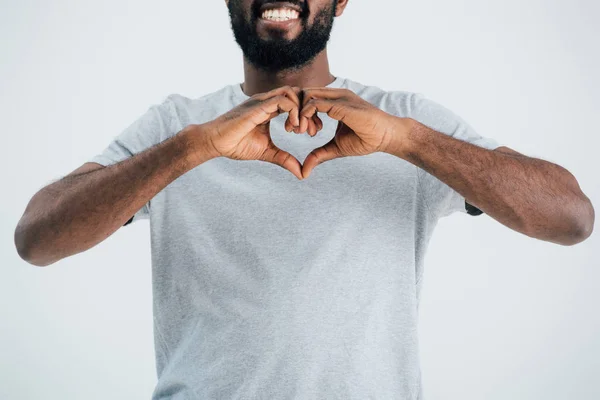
top-left (179, 124), bottom-right (221, 168)
top-left (381, 116), bottom-right (416, 159)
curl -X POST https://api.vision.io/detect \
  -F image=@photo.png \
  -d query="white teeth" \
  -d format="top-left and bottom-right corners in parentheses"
top-left (261, 8), bottom-right (299, 21)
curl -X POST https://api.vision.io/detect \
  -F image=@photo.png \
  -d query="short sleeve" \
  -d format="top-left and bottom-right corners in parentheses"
top-left (88, 95), bottom-right (177, 225)
top-left (409, 92), bottom-right (503, 219)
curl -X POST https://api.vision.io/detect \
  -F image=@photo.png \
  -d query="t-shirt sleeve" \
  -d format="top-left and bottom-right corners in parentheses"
top-left (408, 92), bottom-right (503, 219)
top-left (88, 95), bottom-right (177, 225)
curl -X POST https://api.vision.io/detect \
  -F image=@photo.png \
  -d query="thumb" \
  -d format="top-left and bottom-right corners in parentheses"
top-left (258, 139), bottom-right (304, 180)
top-left (301, 137), bottom-right (343, 179)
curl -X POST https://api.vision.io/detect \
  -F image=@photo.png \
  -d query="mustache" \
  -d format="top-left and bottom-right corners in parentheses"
top-left (252, 0), bottom-right (308, 17)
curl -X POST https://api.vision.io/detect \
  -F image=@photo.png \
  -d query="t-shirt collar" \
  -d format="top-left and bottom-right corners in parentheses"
top-left (232, 76), bottom-right (346, 102)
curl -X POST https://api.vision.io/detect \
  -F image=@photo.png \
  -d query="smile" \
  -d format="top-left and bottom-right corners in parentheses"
top-left (260, 8), bottom-right (300, 21)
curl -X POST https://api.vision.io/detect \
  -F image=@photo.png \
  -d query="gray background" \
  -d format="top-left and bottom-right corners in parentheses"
top-left (1, 0), bottom-right (598, 398)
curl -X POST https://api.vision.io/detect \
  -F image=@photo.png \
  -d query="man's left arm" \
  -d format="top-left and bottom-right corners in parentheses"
top-left (385, 118), bottom-right (595, 246)
top-left (298, 87), bottom-right (594, 246)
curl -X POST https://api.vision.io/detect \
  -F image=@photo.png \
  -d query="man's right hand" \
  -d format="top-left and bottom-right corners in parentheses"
top-left (197, 85), bottom-right (319, 180)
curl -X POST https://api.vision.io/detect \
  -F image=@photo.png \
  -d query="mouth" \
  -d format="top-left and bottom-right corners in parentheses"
top-left (258, 2), bottom-right (303, 23)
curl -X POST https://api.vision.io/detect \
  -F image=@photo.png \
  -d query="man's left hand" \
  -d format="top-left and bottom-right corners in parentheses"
top-left (298, 87), bottom-right (412, 179)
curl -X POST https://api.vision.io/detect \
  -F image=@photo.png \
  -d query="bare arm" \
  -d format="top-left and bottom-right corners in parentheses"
top-left (14, 125), bottom-right (214, 267)
top-left (387, 119), bottom-right (595, 245)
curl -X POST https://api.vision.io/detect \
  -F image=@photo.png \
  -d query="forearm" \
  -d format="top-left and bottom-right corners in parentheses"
top-left (385, 118), bottom-right (595, 245)
top-left (15, 125), bottom-right (214, 266)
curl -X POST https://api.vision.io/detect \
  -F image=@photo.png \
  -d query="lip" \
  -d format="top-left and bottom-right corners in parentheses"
top-left (259, 2), bottom-right (303, 14)
top-left (257, 16), bottom-right (301, 29)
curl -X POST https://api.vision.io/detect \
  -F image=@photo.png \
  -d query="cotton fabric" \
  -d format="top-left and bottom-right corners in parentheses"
top-left (89, 76), bottom-right (501, 399)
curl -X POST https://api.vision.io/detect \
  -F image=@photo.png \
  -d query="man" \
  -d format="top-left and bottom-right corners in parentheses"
top-left (14, 0), bottom-right (594, 399)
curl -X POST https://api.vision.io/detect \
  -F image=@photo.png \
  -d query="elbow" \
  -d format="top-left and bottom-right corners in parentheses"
top-left (14, 222), bottom-right (33, 264)
top-left (14, 222), bottom-right (55, 267)
top-left (560, 196), bottom-right (595, 246)
top-left (575, 198), bottom-right (595, 242)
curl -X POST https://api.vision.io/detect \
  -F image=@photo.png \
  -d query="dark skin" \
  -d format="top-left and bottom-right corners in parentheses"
top-left (13, 0), bottom-right (594, 267)
top-left (294, 87), bottom-right (595, 245)
top-left (216, 0), bottom-right (594, 245)
top-left (225, 0), bottom-right (345, 94)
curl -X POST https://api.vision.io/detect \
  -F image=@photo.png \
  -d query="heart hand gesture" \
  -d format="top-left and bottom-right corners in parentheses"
top-left (298, 87), bottom-right (410, 179)
top-left (199, 85), bottom-right (318, 180)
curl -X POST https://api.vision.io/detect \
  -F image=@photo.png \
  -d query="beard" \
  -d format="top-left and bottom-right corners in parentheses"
top-left (227, 0), bottom-right (337, 72)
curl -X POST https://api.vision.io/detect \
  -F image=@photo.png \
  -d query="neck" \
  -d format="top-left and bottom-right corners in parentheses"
top-left (241, 49), bottom-right (335, 96)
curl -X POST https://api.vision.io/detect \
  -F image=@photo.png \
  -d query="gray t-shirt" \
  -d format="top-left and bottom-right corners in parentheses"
top-left (89, 76), bottom-right (501, 400)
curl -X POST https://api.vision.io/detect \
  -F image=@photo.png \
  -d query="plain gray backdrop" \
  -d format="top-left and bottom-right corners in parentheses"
top-left (2, 0), bottom-right (598, 399)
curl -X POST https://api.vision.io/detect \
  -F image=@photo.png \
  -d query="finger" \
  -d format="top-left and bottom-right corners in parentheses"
top-left (301, 87), bottom-right (350, 107)
top-left (284, 89), bottom-right (302, 132)
top-left (272, 95), bottom-right (299, 123)
top-left (300, 109), bottom-right (324, 134)
top-left (299, 89), bottom-right (337, 133)
top-left (290, 86), bottom-right (302, 102)
top-left (279, 86), bottom-right (301, 127)
top-left (307, 117), bottom-right (317, 137)
top-left (258, 86), bottom-right (301, 127)
top-left (266, 111), bottom-right (280, 122)
top-left (253, 95), bottom-right (298, 126)
top-left (285, 115), bottom-right (302, 133)
top-left (312, 114), bottom-right (323, 134)
top-left (300, 98), bottom-right (339, 124)
top-left (305, 114), bottom-right (322, 137)
top-left (284, 116), bottom-right (294, 132)
top-left (259, 141), bottom-right (304, 180)
top-left (301, 137), bottom-right (343, 179)
top-left (313, 114), bottom-right (323, 128)
top-left (299, 115), bottom-right (310, 134)
top-left (256, 85), bottom-right (300, 103)
top-left (292, 120), bottom-right (303, 134)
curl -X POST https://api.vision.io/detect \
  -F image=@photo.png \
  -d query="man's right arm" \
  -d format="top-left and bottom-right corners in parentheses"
top-left (14, 125), bottom-right (216, 267)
